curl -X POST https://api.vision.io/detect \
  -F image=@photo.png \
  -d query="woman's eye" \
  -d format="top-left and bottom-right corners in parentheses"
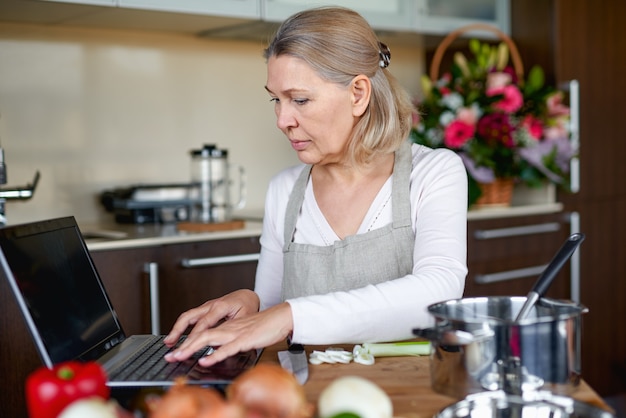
top-left (269, 97), bottom-right (279, 103)
top-left (294, 98), bottom-right (309, 105)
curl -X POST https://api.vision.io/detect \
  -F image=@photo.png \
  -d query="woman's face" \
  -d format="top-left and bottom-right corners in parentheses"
top-left (265, 55), bottom-right (362, 166)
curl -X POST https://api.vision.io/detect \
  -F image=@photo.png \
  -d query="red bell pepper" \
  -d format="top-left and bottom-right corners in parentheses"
top-left (25, 361), bottom-right (110, 418)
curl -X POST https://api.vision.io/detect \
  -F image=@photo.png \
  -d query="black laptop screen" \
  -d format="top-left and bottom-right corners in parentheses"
top-left (0, 217), bottom-right (121, 364)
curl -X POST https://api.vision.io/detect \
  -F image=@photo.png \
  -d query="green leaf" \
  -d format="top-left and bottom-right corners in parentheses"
top-left (469, 38), bottom-right (481, 55)
top-left (329, 413), bottom-right (361, 418)
top-left (467, 174), bottom-right (482, 207)
top-left (526, 65), bottom-right (545, 94)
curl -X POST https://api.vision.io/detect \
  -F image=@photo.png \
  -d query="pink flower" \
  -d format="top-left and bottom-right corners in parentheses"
top-left (456, 107), bottom-right (479, 125)
top-left (444, 120), bottom-right (475, 148)
top-left (546, 92), bottom-right (570, 117)
top-left (521, 115), bottom-right (543, 140)
top-left (544, 119), bottom-right (569, 140)
top-left (486, 71), bottom-right (512, 90)
top-left (412, 111), bottom-right (420, 128)
top-left (487, 85), bottom-right (523, 113)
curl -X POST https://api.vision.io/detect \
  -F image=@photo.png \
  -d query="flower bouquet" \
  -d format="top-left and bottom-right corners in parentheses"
top-left (411, 24), bottom-right (575, 207)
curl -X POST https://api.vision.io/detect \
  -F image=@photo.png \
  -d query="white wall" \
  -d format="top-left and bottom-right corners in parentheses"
top-left (0, 22), bottom-right (424, 226)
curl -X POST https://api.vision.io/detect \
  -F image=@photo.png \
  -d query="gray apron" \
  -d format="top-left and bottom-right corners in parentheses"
top-left (282, 140), bottom-right (415, 300)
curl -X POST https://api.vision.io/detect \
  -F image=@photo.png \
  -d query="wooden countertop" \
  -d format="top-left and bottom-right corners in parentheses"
top-left (259, 342), bottom-right (612, 418)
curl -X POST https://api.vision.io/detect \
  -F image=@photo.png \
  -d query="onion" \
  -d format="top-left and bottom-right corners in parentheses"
top-left (149, 379), bottom-right (243, 418)
top-left (58, 397), bottom-right (132, 418)
top-left (317, 376), bottom-right (392, 418)
top-left (226, 363), bottom-right (314, 418)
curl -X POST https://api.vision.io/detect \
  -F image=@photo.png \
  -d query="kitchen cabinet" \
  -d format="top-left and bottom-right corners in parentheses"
top-left (508, 0), bottom-right (626, 398)
top-left (38, 0), bottom-right (261, 18)
top-left (39, 0), bottom-right (115, 5)
top-left (414, 0), bottom-right (510, 36)
top-left (117, 0), bottom-right (261, 19)
top-left (90, 235), bottom-right (261, 335)
top-left (465, 211), bottom-right (578, 300)
top-left (0, 264), bottom-right (48, 418)
top-left (263, 0), bottom-right (415, 32)
top-left (263, 0), bottom-right (509, 35)
top-left (4, 0), bottom-right (510, 37)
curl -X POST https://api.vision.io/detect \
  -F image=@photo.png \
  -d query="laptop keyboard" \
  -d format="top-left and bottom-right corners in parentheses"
top-left (108, 336), bottom-right (213, 382)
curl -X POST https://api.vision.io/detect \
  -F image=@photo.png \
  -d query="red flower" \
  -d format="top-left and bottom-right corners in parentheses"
top-left (477, 113), bottom-right (514, 147)
top-left (444, 120), bottom-right (475, 148)
top-left (521, 115), bottom-right (543, 140)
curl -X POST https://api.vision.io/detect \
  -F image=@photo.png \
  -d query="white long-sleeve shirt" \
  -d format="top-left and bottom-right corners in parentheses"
top-left (254, 143), bottom-right (468, 344)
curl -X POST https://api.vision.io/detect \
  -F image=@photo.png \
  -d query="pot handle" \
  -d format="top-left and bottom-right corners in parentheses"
top-left (413, 328), bottom-right (475, 346)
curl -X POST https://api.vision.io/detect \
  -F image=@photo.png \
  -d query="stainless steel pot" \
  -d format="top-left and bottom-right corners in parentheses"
top-left (435, 390), bottom-right (614, 418)
top-left (414, 296), bottom-right (588, 399)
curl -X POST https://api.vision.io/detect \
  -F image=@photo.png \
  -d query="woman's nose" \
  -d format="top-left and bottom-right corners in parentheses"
top-left (276, 106), bottom-right (297, 131)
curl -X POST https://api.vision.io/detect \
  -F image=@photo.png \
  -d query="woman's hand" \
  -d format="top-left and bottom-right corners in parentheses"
top-left (163, 289), bottom-right (259, 349)
top-left (163, 295), bottom-right (293, 367)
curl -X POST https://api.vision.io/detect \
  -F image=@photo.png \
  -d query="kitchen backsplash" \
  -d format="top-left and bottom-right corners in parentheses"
top-left (0, 22), bottom-right (425, 226)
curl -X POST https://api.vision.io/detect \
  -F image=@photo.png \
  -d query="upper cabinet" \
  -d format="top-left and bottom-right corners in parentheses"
top-left (414, 0), bottom-right (510, 35)
top-left (1, 0), bottom-right (509, 37)
top-left (263, 0), bottom-right (509, 35)
top-left (117, 0), bottom-right (261, 19)
top-left (263, 0), bottom-right (415, 32)
top-left (40, 0), bottom-right (116, 5)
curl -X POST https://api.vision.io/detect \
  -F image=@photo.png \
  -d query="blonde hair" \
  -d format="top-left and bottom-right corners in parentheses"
top-left (264, 7), bottom-right (415, 165)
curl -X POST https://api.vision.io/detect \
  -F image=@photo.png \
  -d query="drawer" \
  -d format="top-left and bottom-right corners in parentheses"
top-left (468, 213), bottom-right (570, 262)
top-left (466, 212), bottom-right (573, 299)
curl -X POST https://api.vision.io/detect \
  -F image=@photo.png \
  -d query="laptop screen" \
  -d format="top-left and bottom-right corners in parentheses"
top-left (0, 217), bottom-right (123, 365)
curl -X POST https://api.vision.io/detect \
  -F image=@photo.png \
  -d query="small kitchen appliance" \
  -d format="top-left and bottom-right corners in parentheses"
top-left (100, 144), bottom-right (246, 226)
top-left (189, 144), bottom-right (246, 224)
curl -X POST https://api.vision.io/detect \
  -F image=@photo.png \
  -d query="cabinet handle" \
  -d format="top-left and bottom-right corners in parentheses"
top-left (474, 222), bottom-right (561, 240)
top-left (144, 262), bottom-right (160, 335)
top-left (181, 253), bottom-right (260, 268)
top-left (562, 80), bottom-right (580, 193)
top-left (474, 264), bottom-right (548, 284)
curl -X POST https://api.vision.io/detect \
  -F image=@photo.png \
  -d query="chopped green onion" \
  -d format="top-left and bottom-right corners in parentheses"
top-left (362, 341), bottom-right (431, 357)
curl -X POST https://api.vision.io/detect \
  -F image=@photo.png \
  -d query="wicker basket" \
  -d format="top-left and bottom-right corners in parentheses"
top-left (429, 23), bottom-right (524, 82)
top-left (475, 178), bottom-right (515, 208)
top-left (429, 24), bottom-right (524, 208)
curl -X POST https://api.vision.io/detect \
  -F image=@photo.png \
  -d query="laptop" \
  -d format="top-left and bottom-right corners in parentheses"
top-left (0, 216), bottom-right (260, 388)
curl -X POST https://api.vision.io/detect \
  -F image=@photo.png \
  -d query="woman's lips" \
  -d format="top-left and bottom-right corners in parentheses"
top-left (290, 140), bottom-right (309, 151)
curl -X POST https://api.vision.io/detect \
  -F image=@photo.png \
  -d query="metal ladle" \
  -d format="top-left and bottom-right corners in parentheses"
top-left (514, 232), bottom-right (586, 322)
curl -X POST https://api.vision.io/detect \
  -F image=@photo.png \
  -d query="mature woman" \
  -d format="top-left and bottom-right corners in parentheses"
top-left (164, 6), bottom-right (467, 366)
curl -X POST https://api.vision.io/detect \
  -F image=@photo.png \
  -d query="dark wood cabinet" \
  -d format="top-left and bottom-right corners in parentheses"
top-left (90, 236), bottom-right (261, 335)
top-left (465, 212), bottom-right (575, 300)
top-left (156, 237), bottom-right (260, 332)
top-left (509, 0), bottom-right (626, 398)
top-left (90, 246), bottom-right (159, 336)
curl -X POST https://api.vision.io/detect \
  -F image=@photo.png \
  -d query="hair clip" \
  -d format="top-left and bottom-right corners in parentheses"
top-left (378, 42), bottom-right (391, 68)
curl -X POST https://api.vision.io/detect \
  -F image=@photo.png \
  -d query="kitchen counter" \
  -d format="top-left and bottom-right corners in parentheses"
top-left (260, 342), bottom-right (612, 418)
top-left (81, 220), bottom-right (263, 251)
top-left (467, 202), bottom-right (564, 221)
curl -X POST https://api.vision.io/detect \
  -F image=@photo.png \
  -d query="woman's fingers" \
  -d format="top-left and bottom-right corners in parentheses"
top-left (165, 302), bottom-right (293, 365)
top-left (163, 290), bottom-right (260, 348)
top-left (163, 304), bottom-right (212, 347)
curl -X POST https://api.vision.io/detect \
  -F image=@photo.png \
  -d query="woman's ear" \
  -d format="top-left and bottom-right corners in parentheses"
top-left (350, 75), bottom-right (371, 117)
